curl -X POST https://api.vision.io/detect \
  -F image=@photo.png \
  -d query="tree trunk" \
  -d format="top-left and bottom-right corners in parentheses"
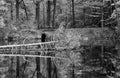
top-left (47, 0), bottom-right (51, 27)
top-left (52, 0), bottom-right (57, 28)
top-left (35, 2), bottom-right (40, 29)
top-left (71, 0), bottom-right (75, 26)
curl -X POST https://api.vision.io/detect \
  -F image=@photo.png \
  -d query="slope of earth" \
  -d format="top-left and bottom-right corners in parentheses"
top-left (44, 28), bottom-right (114, 48)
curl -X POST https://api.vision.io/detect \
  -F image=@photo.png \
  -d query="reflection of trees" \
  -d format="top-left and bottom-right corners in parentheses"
top-left (81, 46), bottom-right (118, 78)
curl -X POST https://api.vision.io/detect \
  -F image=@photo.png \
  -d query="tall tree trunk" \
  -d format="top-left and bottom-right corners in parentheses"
top-left (35, 1), bottom-right (41, 78)
top-left (10, 2), bottom-right (13, 20)
top-left (43, 3), bottom-right (46, 28)
top-left (16, 0), bottom-right (19, 22)
top-left (52, 0), bottom-right (57, 28)
top-left (35, 2), bottom-right (40, 29)
top-left (47, 0), bottom-right (51, 27)
top-left (16, 0), bottom-right (20, 78)
top-left (71, 0), bottom-right (75, 26)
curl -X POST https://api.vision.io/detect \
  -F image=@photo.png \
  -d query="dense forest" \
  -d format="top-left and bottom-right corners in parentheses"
top-left (0, 0), bottom-right (120, 78)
